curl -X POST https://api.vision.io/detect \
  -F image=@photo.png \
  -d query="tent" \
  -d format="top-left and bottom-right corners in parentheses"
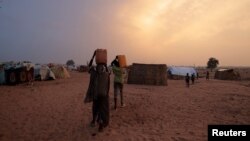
top-left (127, 63), bottom-right (167, 85)
top-left (4, 61), bottom-right (34, 85)
top-left (50, 65), bottom-right (70, 79)
top-left (34, 64), bottom-right (56, 80)
top-left (214, 69), bottom-right (241, 80)
top-left (168, 66), bottom-right (197, 79)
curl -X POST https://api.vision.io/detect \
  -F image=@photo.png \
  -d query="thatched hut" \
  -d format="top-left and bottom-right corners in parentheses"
top-left (214, 69), bottom-right (241, 80)
top-left (127, 63), bottom-right (167, 85)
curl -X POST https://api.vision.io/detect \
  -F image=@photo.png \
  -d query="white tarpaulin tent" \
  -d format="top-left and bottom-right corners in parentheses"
top-left (168, 66), bottom-right (197, 79)
top-left (34, 64), bottom-right (56, 80)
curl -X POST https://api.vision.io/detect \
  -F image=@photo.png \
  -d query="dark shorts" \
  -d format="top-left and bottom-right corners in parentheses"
top-left (114, 82), bottom-right (123, 98)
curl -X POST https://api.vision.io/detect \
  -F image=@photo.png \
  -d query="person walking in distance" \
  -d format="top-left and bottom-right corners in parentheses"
top-left (185, 73), bottom-right (190, 87)
top-left (206, 71), bottom-right (210, 80)
top-left (191, 73), bottom-right (195, 84)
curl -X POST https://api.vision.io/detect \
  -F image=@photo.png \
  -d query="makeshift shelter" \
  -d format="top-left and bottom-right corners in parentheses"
top-left (34, 65), bottom-right (56, 80)
top-left (214, 69), bottom-right (241, 80)
top-left (167, 66), bottom-right (197, 79)
top-left (78, 65), bottom-right (88, 72)
top-left (127, 63), bottom-right (167, 85)
top-left (4, 61), bottom-right (34, 85)
top-left (235, 68), bottom-right (250, 80)
top-left (50, 65), bottom-right (70, 79)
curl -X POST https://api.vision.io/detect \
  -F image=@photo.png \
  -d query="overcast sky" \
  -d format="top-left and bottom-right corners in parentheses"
top-left (0, 0), bottom-right (250, 66)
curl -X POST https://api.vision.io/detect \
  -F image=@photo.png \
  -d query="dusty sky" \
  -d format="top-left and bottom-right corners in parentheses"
top-left (0, 0), bottom-right (250, 66)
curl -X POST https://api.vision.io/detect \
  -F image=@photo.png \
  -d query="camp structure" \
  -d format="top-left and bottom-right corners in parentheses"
top-left (4, 61), bottom-right (34, 85)
top-left (78, 65), bottom-right (88, 72)
top-left (127, 63), bottom-right (167, 85)
top-left (214, 69), bottom-right (241, 80)
top-left (50, 65), bottom-right (70, 79)
top-left (167, 66), bottom-right (197, 79)
top-left (235, 67), bottom-right (250, 80)
top-left (34, 64), bottom-right (56, 80)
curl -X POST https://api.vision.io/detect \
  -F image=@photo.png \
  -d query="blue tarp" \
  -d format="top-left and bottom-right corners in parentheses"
top-left (168, 66), bottom-right (197, 76)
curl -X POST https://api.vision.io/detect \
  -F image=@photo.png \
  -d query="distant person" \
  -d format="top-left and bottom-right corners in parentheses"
top-left (84, 50), bottom-right (110, 132)
top-left (168, 70), bottom-right (173, 79)
top-left (206, 71), bottom-right (209, 80)
top-left (185, 73), bottom-right (190, 87)
top-left (191, 73), bottom-right (195, 84)
top-left (111, 56), bottom-right (125, 110)
top-left (196, 72), bottom-right (199, 79)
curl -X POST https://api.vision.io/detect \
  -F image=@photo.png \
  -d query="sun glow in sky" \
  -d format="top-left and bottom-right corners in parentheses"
top-left (0, 0), bottom-right (250, 66)
top-left (142, 17), bottom-right (155, 28)
top-left (138, 0), bottom-right (170, 30)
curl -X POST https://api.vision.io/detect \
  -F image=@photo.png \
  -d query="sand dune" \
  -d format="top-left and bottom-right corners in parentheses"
top-left (0, 72), bottom-right (249, 141)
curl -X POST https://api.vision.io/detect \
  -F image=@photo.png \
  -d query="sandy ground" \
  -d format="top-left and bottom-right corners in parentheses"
top-left (0, 72), bottom-right (250, 141)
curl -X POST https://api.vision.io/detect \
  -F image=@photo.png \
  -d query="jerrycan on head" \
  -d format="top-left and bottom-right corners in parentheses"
top-left (95, 49), bottom-right (107, 64)
top-left (117, 55), bottom-right (127, 68)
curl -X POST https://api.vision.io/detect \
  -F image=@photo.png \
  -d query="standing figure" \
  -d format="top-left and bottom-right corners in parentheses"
top-left (84, 50), bottom-right (110, 132)
top-left (185, 73), bottom-right (190, 87)
top-left (111, 56), bottom-right (125, 110)
top-left (94, 64), bottom-right (110, 131)
top-left (191, 73), bottom-right (195, 84)
top-left (206, 71), bottom-right (210, 80)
